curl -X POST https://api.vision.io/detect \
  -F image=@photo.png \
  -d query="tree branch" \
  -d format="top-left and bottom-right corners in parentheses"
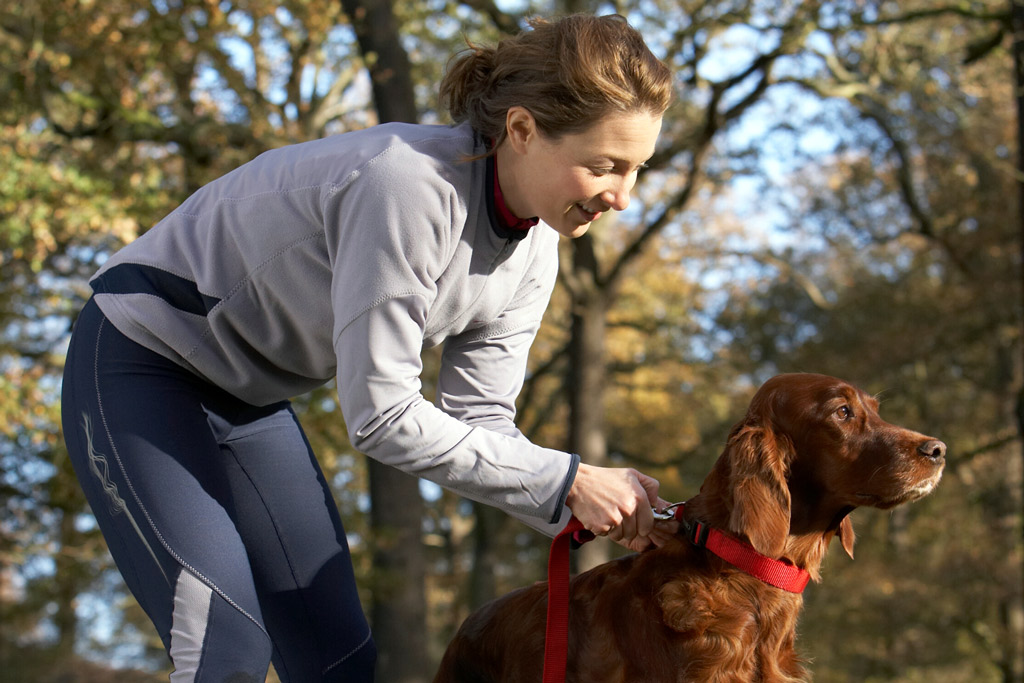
top-left (605, 47), bottom-right (784, 290)
top-left (853, 5), bottom-right (1009, 26)
top-left (854, 99), bottom-right (977, 276)
top-left (457, 0), bottom-right (522, 35)
top-left (953, 430), bottom-right (1020, 468)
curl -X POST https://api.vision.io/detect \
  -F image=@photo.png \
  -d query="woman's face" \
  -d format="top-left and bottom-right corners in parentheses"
top-left (500, 108), bottom-right (663, 238)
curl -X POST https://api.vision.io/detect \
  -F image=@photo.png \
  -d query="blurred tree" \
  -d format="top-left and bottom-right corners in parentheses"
top-left (0, 0), bottom-right (413, 675)
top-left (333, 0), bottom-right (430, 678)
top-left (3, 0), bottom-right (1023, 681)
top-left (505, 0), bottom-right (1022, 678)
top-left (710, 2), bottom-right (1022, 679)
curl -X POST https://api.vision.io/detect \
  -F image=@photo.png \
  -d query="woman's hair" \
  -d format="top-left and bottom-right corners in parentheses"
top-left (440, 14), bottom-right (672, 150)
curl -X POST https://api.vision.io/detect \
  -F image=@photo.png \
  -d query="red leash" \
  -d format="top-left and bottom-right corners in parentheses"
top-left (542, 517), bottom-right (592, 683)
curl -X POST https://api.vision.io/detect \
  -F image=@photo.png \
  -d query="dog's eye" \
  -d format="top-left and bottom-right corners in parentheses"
top-left (836, 405), bottom-right (853, 420)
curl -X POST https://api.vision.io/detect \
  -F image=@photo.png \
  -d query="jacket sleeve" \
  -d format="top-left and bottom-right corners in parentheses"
top-left (334, 295), bottom-right (576, 528)
top-left (327, 151), bottom-right (575, 529)
top-left (434, 239), bottom-right (577, 534)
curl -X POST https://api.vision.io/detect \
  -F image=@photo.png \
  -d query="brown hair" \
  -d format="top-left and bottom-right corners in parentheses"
top-left (440, 14), bottom-right (672, 151)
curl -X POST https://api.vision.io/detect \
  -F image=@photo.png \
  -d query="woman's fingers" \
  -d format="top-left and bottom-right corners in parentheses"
top-left (566, 464), bottom-right (662, 544)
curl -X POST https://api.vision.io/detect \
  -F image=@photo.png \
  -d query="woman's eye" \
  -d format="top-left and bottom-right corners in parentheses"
top-left (589, 166), bottom-right (613, 176)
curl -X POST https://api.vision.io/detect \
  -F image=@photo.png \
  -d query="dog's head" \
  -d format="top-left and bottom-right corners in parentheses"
top-left (700, 373), bottom-right (945, 567)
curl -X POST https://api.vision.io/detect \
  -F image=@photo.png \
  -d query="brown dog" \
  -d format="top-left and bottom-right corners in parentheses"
top-left (433, 373), bottom-right (945, 683)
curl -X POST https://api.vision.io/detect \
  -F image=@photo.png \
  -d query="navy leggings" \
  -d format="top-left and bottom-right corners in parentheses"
top-left (61, 298), bottom-right (376, 682)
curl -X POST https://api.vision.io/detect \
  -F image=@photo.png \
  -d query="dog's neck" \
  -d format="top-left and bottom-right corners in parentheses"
top-left (785, 473), bottom-right (858, 580)
top-left (681, 491), bottom-right (854, 584)
top-left (780, 518), bottom-right (846, 583)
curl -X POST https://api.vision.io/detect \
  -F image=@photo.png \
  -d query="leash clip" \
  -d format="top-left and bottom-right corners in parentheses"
top-left (652, 502), bottom-right (684, 521)
top-left (652, 501), bottom-right (711, 548)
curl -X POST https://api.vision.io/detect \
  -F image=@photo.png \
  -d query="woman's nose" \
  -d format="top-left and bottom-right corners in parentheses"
top-left (601, 178), bottom-right (632, 212)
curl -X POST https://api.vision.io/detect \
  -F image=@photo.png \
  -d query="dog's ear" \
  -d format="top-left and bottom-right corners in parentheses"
top-left (838, 514), bottom-right (855, 559)
top-left (726, 424), bottom-right (793, 558)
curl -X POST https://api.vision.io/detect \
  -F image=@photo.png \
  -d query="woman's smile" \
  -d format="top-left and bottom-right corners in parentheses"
top-left (497, 108), bottom-right (663, 239)
top-left (573, 202), bottom-right (605, 224)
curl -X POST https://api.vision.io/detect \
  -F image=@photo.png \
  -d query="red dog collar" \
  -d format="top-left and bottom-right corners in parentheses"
top-left (669, 503), bottom-right (810, 594)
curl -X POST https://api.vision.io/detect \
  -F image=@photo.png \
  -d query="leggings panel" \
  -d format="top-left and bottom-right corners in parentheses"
top-left (61, 298), bottom-right (376, 682)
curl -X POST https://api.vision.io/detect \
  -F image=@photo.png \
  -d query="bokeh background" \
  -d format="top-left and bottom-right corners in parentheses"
top-left (1, 1), bottom-right (1022, 681)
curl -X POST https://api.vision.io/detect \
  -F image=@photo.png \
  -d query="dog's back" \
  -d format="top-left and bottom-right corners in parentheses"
top-left (432, 541), bottom-right (763, 683)
top-left (433, 549), bottom-right (649, 683)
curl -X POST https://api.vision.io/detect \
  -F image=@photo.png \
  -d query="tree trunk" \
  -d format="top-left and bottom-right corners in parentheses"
top-left (339, 0), bottom-right (417, 125)
top-left (1010, 2), bottom-right (1024, 680)
top-left (567, 234), bottom-right (612, 572)
top-left (468, 502), bottom-right (502, 609)
top-left (367, 467), bottom-right (428, 683)
top-left (53, 505), bottom-right (79, 658)
top-left (337, 0), bottom-right (426, 679)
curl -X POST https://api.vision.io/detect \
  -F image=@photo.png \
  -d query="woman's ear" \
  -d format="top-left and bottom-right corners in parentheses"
top-left (504, 106), bottom-right (538, 154)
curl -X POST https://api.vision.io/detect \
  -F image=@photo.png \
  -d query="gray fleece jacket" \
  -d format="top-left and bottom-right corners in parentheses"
top-left (90, 122), bottom-right (576, 534)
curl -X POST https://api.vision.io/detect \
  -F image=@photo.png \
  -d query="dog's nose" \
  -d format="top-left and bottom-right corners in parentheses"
top-left (917, 439), bottom-right (946, 460)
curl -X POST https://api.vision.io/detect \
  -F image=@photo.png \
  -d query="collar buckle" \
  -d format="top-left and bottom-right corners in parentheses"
top-left (681, 518), bottom-right (711, 548)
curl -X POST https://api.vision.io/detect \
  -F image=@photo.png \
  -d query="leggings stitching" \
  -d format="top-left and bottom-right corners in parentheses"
top-left (90, 316), bottom-right (269, 638)
top-left (322, 629), bottom-right (374, 676)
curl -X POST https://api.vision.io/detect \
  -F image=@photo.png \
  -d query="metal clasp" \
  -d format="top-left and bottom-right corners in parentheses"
top-left (652, 502), bottom-right (684, 521)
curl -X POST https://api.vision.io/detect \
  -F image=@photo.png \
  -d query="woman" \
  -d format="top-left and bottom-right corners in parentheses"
top-left (61, 13), bottom-right (674, 682)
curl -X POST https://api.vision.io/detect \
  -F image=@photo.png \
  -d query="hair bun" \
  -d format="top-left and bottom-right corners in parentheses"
top-left (440, 15), bottom-right (672, 150)
top-left (441, 44), bottom-right (497, 125)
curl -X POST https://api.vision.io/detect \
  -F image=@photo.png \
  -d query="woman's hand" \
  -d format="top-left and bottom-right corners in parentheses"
top-left (565, 463), bottom-right (674, 551)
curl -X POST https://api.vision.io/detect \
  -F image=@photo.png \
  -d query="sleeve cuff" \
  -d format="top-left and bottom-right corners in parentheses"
top-left (550, 452), bottom-right (580, 524)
